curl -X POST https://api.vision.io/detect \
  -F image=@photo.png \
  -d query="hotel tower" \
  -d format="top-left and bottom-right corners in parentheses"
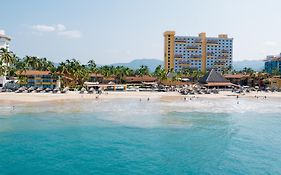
top-left (0, 30), bottom-right (11, 88)
top-left (164, 31), bottom-right (233, 73)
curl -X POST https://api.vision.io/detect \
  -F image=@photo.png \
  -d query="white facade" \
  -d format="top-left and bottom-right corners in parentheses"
top-left (0, 30), bottom-right (11, 87)
top-left (0, 30), bottom-right (10, 51)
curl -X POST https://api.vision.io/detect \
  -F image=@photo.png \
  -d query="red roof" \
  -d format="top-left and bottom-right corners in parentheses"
top-left (125, 76), bottom-right (157, 83)
top-left (90, 73), bottom-right (103, 77)
top-left (204, 82), bottom-right (239, 87)
top-left (103, 77), bottom-right (115, 81)
top-left (224, 74), bottom-right (249, 79)
top-left (16, 70), bottom-right (51, 76)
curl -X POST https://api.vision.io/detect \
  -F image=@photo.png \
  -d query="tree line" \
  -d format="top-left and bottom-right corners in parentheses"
top-left (1, 48), bottom-right (276, 88)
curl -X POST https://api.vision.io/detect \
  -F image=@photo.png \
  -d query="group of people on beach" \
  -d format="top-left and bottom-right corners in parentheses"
top-left (139, 98), bottom-right (150, 102)
top-left (183, 96), bottom-right (199, 101)
top-left (254, 95), bottom-right (267, 99)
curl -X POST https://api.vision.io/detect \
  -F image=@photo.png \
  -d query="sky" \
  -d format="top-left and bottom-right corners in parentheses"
top-left (1, 0), bottom-right (281, 64)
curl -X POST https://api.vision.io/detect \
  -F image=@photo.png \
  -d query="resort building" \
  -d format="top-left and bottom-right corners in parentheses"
top-left (0, 30), bottom-right (11, 51)
top-left (264, 53), bottom-right (281, 74)
top-left (164, 31), bottom-right (233, 73)
top-left (266, 76), bottom-right (281, 89)
top-left (199, 69), bottom-right (238, 88)
top-left (224, 74), bottom-right (250, 86)
top-left (0, 30), bottom-right (11, 88)
top-left (16, 70), bottom-right (58, 89)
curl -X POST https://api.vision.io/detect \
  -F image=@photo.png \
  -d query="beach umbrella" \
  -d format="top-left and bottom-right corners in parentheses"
top-left (18, 86), bottom-right (25, 91)
top-left (45, 88), bottom-right (51, 92)
top-left (28, 87), bottom-right (34, 92)
top-left (61, 87), bottom-right (69, 93)
top-left (36, 87), bottom-right (43, 92)
top-left (80, 87), bottom-right (86, 94)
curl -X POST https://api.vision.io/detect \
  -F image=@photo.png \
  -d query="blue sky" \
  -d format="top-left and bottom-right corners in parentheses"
top-left (1, 0), bottom-right (281, 64)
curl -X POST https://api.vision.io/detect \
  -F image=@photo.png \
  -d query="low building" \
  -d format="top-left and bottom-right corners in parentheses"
top-left (89, 73), bottom-right (117, 84)
top-left (267, 76), bottom-right (281, 89)
top-left (125, 76), bottom-right (157, 85)
top-left (16, 70), bottom-right (58, 89)
top-left (224, 74), bottom-right (250, 86)
top-left (89, 73), bottom-right (104, 83)
top-left (199, 69), bottom-right (238, 88)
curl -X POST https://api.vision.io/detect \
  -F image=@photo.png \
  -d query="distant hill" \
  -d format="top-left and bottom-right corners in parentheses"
top-left (55, 58), bottom-right (264, 72)
top-left (110, 58), bottom-right (163, 71)
top-left (109, 59), bottom-right (264, 72)
top-left (233, 60), bottom-right (264, 71)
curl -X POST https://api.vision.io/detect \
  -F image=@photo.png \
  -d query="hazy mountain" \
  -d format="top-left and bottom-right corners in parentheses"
top-left (54, 58), bottom-right (264, 72)
top-left (109, 59), bottom-right (265, 72)
top-left (110, 58), bottom-right (163, 71)
top-left (233, 60), bottom-right (264, 71)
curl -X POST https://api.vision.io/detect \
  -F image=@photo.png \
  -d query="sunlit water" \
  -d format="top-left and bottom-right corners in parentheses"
top-left (0, 97), bottom-right (281, 174)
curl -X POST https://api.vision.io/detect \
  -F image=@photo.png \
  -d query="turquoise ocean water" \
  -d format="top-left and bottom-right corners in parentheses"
top-left (0, 97), bottom-right (281, 174)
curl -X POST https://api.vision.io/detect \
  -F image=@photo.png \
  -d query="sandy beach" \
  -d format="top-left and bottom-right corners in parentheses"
top-left (1, 91), bottom-right (281, 103)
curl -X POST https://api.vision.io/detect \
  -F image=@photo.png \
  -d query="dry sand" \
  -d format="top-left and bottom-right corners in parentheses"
top-left (0, 91), bottom-right (281, 103)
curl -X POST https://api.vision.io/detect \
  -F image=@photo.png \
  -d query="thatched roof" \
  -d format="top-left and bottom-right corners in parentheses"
top-left (224, 74), bottom-right (250, 79)
top-left (199, 69), bottom-right (229, 84)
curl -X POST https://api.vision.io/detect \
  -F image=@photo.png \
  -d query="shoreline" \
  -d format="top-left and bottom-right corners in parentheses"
top-left (1, 91), bottom-right (281, 103)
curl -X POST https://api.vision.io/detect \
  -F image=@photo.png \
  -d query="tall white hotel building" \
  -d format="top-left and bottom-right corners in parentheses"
top-left (0, 30), bottom-right (11, 51)
top-left (0, 30), bottom-right (11, 88)
top-left (164, 31), bottom-right (233, 73)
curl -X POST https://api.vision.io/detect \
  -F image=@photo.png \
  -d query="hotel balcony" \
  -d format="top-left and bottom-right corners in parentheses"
top-left (194, 39), bottom-right (202, 43)
top-left (178, 63), bottom-right (191, 67)
top-left (175, 39), bottom-right (186, 44)
top-left (174, 54), bottom-right (183, 57)
top-left (186, 46), bottom-right (198, 50)
top-left (175, 57), bottom-right (184, 60)
top-left (221, 50), bottom-right (229, 53)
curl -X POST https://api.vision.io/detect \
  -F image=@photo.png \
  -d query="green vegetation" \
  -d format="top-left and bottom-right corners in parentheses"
top-left (1, 48), bottom-right (277, 89)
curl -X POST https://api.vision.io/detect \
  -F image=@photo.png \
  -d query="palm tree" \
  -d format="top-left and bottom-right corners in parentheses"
top-left (153, 65), bottom-right (167, 81)
top-left (136, 65), bottom-right (150, 76)
top-left (0, 48), bottom-right (15, 65)
top-left (191, 69), bottom-right (203, 82)
top-left (87, 59), bottom-right (97, 72)
top-left (56, 59), bottom-right (90, 88)
top-left (0, 60), bottom-right (7, 76)
top-left (272, 68), bottom-right (280, 76)
top-left (241, 67), bottom-right (254, 74)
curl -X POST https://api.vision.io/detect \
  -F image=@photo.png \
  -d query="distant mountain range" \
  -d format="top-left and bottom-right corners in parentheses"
top-left (107, 58), bottom-right (265, 71)
top-left (232, 60), bottom-right (264, 71)
top-left (110, 58), bottom-right (163, 71)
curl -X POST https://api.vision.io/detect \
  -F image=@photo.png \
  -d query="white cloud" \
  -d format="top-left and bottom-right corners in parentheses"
top-left (58, 30), bottom-right (82, 39)
top-left (0, 30), bottom-right (5, 35)
top-left (56, 24), bottom-right (66, 31)
top-left (31, 24), bottom-right (81, 39)
top-left (32, 24), bottom-right (56, 32)
top-left (264, 41), bottom-right (277, 46)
